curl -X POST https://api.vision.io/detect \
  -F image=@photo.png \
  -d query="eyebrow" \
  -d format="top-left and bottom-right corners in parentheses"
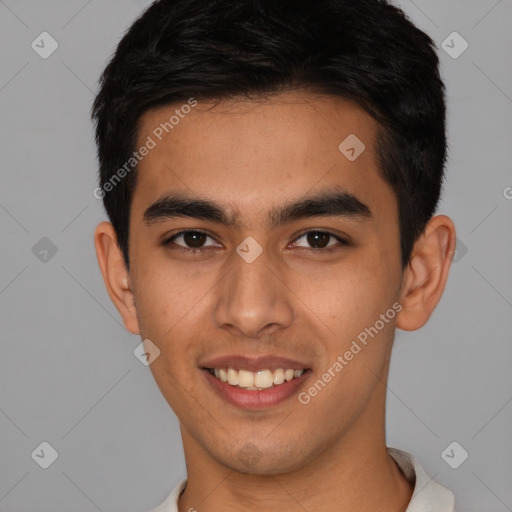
top-left (143, 187), bottom-right (372, 229)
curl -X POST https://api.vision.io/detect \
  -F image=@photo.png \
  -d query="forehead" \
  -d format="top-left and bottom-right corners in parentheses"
top-left (132, 91), bottom-right (395, 227)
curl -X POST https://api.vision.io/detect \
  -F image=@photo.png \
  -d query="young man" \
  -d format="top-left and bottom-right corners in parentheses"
top-left (91, 1), bottom-right (457, 510)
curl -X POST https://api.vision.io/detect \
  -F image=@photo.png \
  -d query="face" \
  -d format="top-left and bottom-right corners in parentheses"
top-left (125, 91), bottom-right (405, 474)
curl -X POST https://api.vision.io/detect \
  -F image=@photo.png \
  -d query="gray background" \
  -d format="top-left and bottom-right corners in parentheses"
top-left (1, 1), bottom-right (511, 511)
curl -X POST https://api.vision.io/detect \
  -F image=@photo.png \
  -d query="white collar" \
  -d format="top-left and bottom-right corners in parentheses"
top-left (388, 447), bottom-right (455, 511)
top-left (150, 447), bottom-right (454, 512)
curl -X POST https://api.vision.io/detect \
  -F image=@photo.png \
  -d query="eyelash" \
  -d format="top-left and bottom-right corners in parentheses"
top-left (162, 229), bottom-right (350, 254)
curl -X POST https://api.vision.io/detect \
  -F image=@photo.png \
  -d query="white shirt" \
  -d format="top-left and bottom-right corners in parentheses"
top-left (149, 447), bottom-right (455, 512)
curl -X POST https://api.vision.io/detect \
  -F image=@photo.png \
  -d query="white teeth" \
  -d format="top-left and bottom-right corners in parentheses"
top-left (238, 369), bottom-right (254, 388)
top-left (273, 368), bottom-right (285, 385)
top-left (254, 370), bottom-right (274, 389)
top-left (227, 368), bottom-right (238, 386)
top-left (209, 367), bottom-right (306, 390)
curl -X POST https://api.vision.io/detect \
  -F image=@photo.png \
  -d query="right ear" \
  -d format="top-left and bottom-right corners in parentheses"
top-left (93, 221), bottom-right (140, 335)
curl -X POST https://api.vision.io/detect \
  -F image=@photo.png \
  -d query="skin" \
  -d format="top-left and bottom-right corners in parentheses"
top-left (94, 90), bottom-right (456, 512)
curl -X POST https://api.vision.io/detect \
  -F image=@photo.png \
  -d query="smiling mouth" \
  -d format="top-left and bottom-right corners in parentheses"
top-left (205, 367), bottom-right (307, 390)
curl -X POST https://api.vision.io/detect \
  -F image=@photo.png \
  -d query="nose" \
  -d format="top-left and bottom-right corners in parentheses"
top-left (213, 247), bottom-right (294, 339)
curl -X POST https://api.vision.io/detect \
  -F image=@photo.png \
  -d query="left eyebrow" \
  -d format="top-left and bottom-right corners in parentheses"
top-left (143, 186), bottom-right (372, 229)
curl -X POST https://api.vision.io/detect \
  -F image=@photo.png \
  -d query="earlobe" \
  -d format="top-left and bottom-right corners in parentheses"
top-left (93, 221), bottom-right (141, 335)
top-left (396, 215), bottom-right (456, 331)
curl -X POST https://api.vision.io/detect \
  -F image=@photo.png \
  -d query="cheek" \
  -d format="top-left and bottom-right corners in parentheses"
top-left (131, 262), bottom-right (220, 380)
top-left (290, 258), bottom-right (395, 333)
top-left (133, 256), bottom-right (204, 327)
top-left (134, 271), bottom-right (206, 409)
top-left (132, 276), bottom-right (188, 366)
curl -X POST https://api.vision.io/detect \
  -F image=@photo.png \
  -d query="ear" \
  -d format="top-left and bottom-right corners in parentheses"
top-left (396, 215), bottom-right (456, 331)
top-left (94, 221), bottom-right (140, 335)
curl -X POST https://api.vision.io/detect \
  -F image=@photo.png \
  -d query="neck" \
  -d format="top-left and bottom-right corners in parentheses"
top-left (177, 407), bottom-right (413, 512)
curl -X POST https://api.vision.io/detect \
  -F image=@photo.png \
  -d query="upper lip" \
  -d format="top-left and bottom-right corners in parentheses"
top-left (200, 355), bottom-right (311, 372)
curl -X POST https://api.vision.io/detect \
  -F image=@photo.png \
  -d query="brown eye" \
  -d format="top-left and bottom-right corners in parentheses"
top-left (292, 230), bottom-right (349, 250)
top-left (182, 231), bottom-right (207, 248)
top-left (306, 231), bottom-right (330, 249)
top-left (164, 230), bottom-right (219, 250)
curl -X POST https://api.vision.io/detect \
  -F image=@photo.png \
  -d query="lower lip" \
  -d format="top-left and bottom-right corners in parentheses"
top-left (202, 369), bottom-right (311, 410)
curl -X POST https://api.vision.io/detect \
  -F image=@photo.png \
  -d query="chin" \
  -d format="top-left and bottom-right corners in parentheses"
top-left (214, 439), bottom-right (310, 475)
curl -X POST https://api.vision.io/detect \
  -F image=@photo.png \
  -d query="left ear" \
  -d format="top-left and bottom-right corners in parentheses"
top-left (396, 215), bottom-right (456, 331)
